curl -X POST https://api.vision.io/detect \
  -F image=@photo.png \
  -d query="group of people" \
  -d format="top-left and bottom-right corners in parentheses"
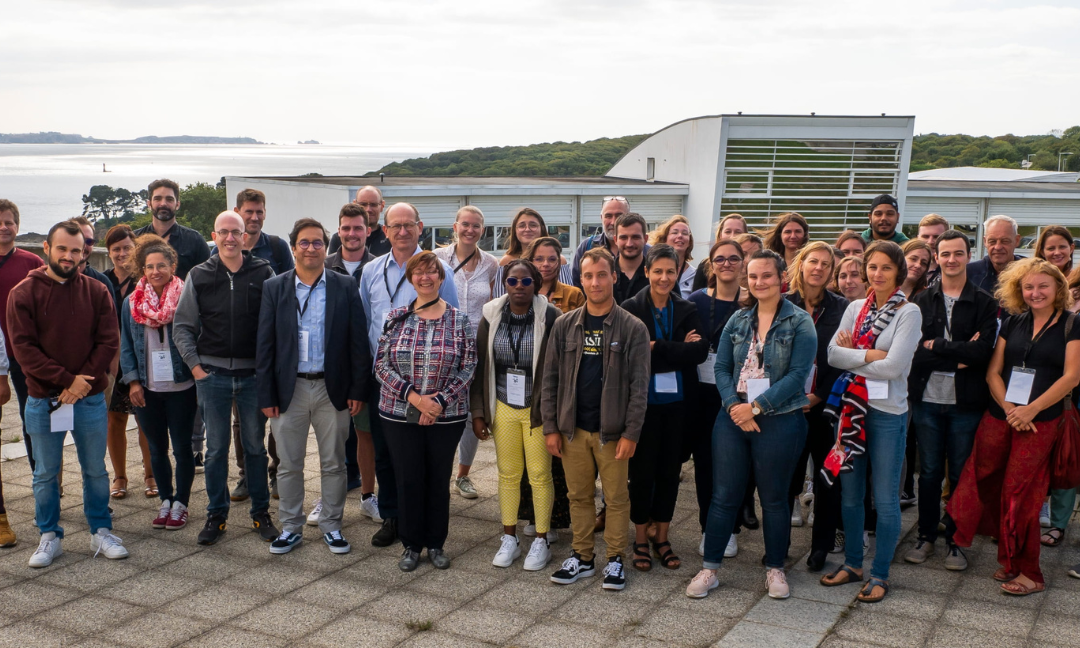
top-left (0, 184), bottom-right (1076, 603)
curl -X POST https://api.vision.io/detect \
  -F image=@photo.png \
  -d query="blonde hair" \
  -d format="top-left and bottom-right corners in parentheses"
top-left (649, 214), bottom-right (694, 262)
top-left (787, 241), bottom-right (835, 301)
top-left (1034, 225), bottom-right (1075, 276)
top-left (995, 257), bottom-right (1071, 316)
top-left (832, 255), bottom-right (864, 293)
top-left (715, 213), bottom-right (746, 240)
top-left (918, 213), bottom-right (950, 229)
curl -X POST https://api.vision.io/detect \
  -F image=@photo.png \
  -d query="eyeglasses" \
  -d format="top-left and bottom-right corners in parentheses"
top-left (386, 222), bottom-right (419, 233)
top-left (143, 263), bottom-right (171, 272)
top-left (712, 255), bottom-right (742, 266)
top-left (506, 277), bottom-right (534, 287)
top-left (215, 229), bottom-right (242, 239)
top-left (84, 238), bottom-right (97, 247)
top-left (356, 202), bottom-right (383, 209)
top-left (297, 240), bottom-right (325, 250)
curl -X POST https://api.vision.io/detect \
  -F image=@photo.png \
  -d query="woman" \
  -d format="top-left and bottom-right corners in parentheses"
top-left (649, 215), bottom-right (696, 295)
top-left (900, 239), bottom-right (933, 299)
top-left (687, 240), bottom-right (745, 558)
top-left (835, 230), bottom-right (867, 259)
top-left (493, 208), bottom-right (571, 297)
top-left (785, 242), bottom-right (849, 571)
top-left (104, 224), bottom-right (155, 499)
top-left (686, 249), bottom-right (816, 600)
top-left (525, 237), bottom-right (584, 313)
top-left (1035, 225), bottom-right (1075, 277)
top-left (692, 214), bottom-right (748, 292)
top-left (471, 259), bottom-right (561, 571)
top-left (118, 234), bottom-right (196, 529)
top-left (376, 251), bottom-right (477, 572)
top-left (764, 212), bottom-right (810, 267)
top-left (434, 206), bottom-right (499, 500)
top-left (946, 258), bottom-right (1080, 595)
top-left (834, 256), bottom-right (868, 301)
top-left (624, 245), bottom-right (709, 571)
top-left (820, 241), bottom-right (922, 603)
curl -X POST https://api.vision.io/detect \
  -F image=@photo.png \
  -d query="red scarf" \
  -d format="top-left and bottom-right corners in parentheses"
top-left (130, 276), bottom-right (183, 328)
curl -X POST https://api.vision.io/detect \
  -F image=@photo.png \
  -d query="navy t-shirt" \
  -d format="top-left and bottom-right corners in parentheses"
top-left (575, 311), bottom-right (606, 433)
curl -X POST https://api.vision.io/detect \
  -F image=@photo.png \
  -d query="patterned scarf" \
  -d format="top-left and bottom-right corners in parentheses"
top-left (820, 288), bottom-right (906, 486)
top-left (130, 276), bottom-right (184, 328)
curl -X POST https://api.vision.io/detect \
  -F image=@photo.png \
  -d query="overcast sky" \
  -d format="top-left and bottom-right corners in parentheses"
top-left (3, 0), bottom-right (1079, 148)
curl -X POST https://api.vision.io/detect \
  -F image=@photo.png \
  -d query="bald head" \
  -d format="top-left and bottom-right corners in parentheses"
top-left (355, 186), bottom-right (385, 228)
top-left (213, 211), bottom-right (245, 261)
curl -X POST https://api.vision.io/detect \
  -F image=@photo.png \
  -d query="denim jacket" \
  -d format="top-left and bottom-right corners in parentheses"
top-left (715, 297), bottom-right (817, 416)
top-left (119, 298), bottom-right (193, 387)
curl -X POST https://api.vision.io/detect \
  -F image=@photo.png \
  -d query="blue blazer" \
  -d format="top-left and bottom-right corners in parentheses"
top-left (256, 269), bottom-right (370, 413)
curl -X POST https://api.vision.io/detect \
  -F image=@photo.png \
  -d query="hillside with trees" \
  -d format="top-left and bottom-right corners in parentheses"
top-left (81, 180), bottom-right (226, 238)
top-left (910, 127), bottom-right (1080, 172)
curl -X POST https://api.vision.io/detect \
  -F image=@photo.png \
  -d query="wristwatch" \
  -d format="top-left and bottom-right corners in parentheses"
top-left (750, 401), bottom-right (762, 416)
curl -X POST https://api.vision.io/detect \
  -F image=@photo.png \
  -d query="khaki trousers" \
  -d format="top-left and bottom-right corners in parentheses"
top-left (561, 428), bottom-right (629, 561)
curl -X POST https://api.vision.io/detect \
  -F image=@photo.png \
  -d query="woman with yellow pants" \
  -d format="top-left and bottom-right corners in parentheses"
top-left (471, 259), bottom-right (562, 571)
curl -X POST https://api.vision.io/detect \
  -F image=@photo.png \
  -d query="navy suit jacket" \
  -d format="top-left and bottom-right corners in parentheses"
top-left (256, 269), bottom-right (370, 413)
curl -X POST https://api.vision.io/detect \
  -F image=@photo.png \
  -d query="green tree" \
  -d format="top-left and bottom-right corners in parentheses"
top-left (175, 182), bottom-right (226, 238)
top-left (80, 185), bottom-right (146, 225)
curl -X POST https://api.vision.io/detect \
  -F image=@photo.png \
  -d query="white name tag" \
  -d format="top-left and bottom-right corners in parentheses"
top-left (50, 403), bottom-right (74, 433)
top-left (1005, 367), bottom-right (1035, 405)
top-left (507, 369), bottom-right (527, 407)
top-left (804, 365), bottom-right (817, 395)
top-left (866, 379), bottom-right (889, 400)
top-left (655, 371), bottom-right (679, 394)
top-left (298, 329), bottom-right (310, 363)
top-left (151, 349), bottom-right (174, 383)
top-left (697, 353), bottom-right (717, 385)
top-left (747, 378), bottom-right (770, 402)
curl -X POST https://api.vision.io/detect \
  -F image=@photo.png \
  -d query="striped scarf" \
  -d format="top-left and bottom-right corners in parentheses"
top-left (820, 288), bottom-right (906, 486)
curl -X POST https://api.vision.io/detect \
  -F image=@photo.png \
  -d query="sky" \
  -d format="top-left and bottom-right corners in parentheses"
top-left (3, 0), bottom-right (1080, 148)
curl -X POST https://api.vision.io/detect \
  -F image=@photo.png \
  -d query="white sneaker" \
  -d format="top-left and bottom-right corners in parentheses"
top-left (91, 529), bottom-right (129, 560)
top-left (523, 524), bottom-right (536, 537)
top-left (698, 533), bottom-right (706, 557)
top-left (29, 532), bottom-right (62, 568)
top-left (807, 511), bottom-right (815, 527)
top-left (307, 498), bottom-right (323, 527)
top-left (523, 537), bottom-right (551, 571)
top-left (766, 568), bottom-right (790, 599)
top-left (725, 533), bottom-right (739, 558)
top-left (360, 495), bottom-right (382, 523)
top-left (831, 530), bottom-right (845, 554)
top-left (492, 534), bottom-right (521, 568)
top-left (863, 531), bottom-right (870, 552)
top-left (1040, 501), bottom-right (1051, 528)
top-left (686, 568), bottom-right (720, 598)
top-left (800, 480), bottom-right (815, 506)
top-left (790, 499), bottom-right (803, 527)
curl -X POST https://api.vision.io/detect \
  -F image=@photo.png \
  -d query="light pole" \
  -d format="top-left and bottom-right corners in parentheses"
top-left (1059, 151), bottom-right (1074, 172)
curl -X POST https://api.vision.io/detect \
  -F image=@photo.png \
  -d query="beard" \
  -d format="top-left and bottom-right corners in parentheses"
top-left (153, 206), bottom-right (176, 222)
top-left (49, 258), bottom-right (78, 280)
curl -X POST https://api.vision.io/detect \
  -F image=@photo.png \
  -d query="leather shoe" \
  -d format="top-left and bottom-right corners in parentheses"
top-left (593, 507), bottom-right (606, 534)
top-left (372, 518), bottom-right (398, 547)
top-left (742, 504), bottom-right (760, 530)
top-left (807, 549), bottom-right (828, 572)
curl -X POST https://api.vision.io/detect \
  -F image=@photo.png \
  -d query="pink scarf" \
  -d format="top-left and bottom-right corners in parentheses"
top-left (131, 276), bottom-right (183, 328)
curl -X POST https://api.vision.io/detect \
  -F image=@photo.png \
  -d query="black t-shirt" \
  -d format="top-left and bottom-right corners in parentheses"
top-left (575, 311), bottom-right (606, 433)
top-left (687, 289), bottom-right (739, 351)
top-left (991, 311), bottom-right (1080, 422)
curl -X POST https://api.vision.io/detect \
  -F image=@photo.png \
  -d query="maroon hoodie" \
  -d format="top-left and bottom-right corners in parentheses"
top-left (7, 266), bottom-right (119, 399)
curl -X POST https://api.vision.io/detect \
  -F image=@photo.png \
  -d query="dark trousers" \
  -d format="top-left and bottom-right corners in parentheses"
top-left (912, 402), bottom-right (981, 542)
top-left (629, 402), bottom-right (683, 525)
top-left (233, 406), bottom-right (278, 480)
top-left (382, 418), bottom-right (464, 552)
top-left (346, 420), bottom-right (359, 484)
top-left (135, 387), bottom-right (197, 506)
top-left (9, 356), bottom-right (31, 470)
top-left (685, 394), bottom-right (722, 533)
top-left (804, 404), bottom-right (843, 553)
top-left (369, 384), bottom-right (398, 518)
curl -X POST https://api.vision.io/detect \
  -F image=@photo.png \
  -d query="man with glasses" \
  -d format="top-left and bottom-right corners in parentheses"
top-left (133, 179), bottom-right (211, 281)
top-left (572, 196), bottom-right (630, 288)
top-left (359, 203), bottom-right (458, 547)
top-left (329, 186), bottom-right (391, 257)
top-left (174, 212), bottom-right (279, 546)
top-left (968, 214), bottom-right (1023, 297)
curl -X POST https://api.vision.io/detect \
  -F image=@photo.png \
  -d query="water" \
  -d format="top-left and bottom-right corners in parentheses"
top-left (0, 144), bottom-right (437, 234)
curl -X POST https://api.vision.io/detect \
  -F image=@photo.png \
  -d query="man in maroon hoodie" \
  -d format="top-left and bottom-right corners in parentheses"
top-left (7, 220), bottom-right (128, 568)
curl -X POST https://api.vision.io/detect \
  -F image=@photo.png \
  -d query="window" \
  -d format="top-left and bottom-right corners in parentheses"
top-left (646, 157), bottom-right (655, 181)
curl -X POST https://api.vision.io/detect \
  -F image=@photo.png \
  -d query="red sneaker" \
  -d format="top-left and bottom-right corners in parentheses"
top-left (152, 500), bottom-right (171, 529)
top-left (165, 502), bottom-right (188, 530)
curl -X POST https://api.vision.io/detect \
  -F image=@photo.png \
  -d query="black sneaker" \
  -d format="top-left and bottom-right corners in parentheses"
top-left (601, 556), bottom-right (626, 591)
top-left (197, 515), bottom-right (227, 545)
top-left (323, 530), bottom-right (351, 555)
top-left (251, 512), bottom-right (279, 542)
top-left (371, 518), bottom-right (398, 547)
top-left (550, 552), bottom-right (596, 585)
top-left (193, 452), bottom-right (204, 475)
top-left (270, 531), bottom-right (302, 554)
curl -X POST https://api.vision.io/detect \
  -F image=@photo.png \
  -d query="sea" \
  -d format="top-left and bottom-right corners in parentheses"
top-left (0, 144), bottom-right (438, 234)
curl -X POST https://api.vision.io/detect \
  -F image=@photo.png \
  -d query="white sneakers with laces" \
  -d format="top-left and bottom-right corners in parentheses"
top-left (360, 495), bottom-right (382, 522)
top-left (91, 529), bottom-right (129, 560)
top-left (29, 532), bottom-right (62, 568)
top-left (725, 533), bottom-right (739, 558)
top-left (686, 568), bottom-right (720, 598)
top-left (523, 537), bottom-right (551, 571)
top-left (307, 498), bottom-right (323, 526)
top-left (492, 534), bottom-right (521, 567)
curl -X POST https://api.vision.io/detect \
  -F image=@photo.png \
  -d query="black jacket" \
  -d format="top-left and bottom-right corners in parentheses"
top-left (613, 260), bottom-right (650, 306)
top-left (325, 249), bottom-right (375, 282)
top-left (256, 270), bottom-right (370, 413)
top-left (328, 230), bottom-right (392, 258)
top-left (622, 287), bottom-right (710, 386)
top-left (966, 254), bottom-right (1022, 299)
top-left (788, 290), bottom-right (849, 401)
top-left (133, 221), bottom-right (211, 281)
top-left (909, 279), bottom-right (999, 410)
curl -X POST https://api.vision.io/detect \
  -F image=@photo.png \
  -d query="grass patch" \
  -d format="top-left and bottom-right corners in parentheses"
top-left (405, 619), bottom-right (434, 632)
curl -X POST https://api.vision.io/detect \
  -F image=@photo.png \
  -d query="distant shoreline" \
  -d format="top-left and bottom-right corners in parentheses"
top-left (0, 133), bottom-right (264, 145)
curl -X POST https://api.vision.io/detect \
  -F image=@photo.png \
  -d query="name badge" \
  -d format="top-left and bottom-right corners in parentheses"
top-left (930, 371), bottom-right (956, 379)
top-left (697, 353), bottom-right (717, 385)
top-left (299, 329), bottom-right (310, 363)
top-left (655, 371), bottom-right (679, 394)
top-left (507, 369), bottom-right (527, 407)
top-left (804, 365), bottom-right (817, 395)
top-left (747, 378), bottom-right (770, 402)
top-left (151, 349), bottom-right (174, 383)
top-left (866, 379), bottom-right (889, 400)
top-left (50, 403), bottom-right (74, 433)
top-left (1005, 367), bottom-right (1035, 405)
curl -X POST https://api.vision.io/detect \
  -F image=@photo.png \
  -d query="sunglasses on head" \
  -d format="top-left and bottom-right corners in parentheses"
top-left (505, 277), bottom-right (534, 287)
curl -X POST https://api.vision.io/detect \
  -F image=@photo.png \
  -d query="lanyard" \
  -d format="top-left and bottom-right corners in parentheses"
top-left (452, 247), bottom-right (478, 274)
top-left (507, 314), bottom-right (528, 369)
top-left (1022, 310), bottom-right (1058, 368)
top-left (297, 285), bottom-right (314, 320)
top-left (383, 258), bottom-right (408, 303)
top-left (652, 303), bottom-right (673, 341)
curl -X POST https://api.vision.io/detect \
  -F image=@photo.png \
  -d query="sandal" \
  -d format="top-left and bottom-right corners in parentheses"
top-left (110, 477), bottom-right (128, 499)
top-left (1001, 578), bottom-right (1045, 596)
top-left (652, 540), bottom-right (681, 570)
top-left (820, 564), bottom-right (862, 587)
top-left (1040, 527), bottom-right (1065, 547)
top-left (857, 577), bottom-right (889, 603)
top-left (993, 568), bottom-right (1019, 583)
top-left (144, 477), bottom-right (158, 498)
top-left (632, 542), bottom-right (652, 572)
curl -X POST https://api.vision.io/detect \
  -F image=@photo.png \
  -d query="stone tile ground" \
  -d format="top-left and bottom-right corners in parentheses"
top-left (0, 398), bottom-right (1076, 647)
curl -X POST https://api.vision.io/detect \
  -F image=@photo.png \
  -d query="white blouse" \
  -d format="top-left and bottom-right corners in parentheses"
top-left (434, 245), bottom-right (498, 337)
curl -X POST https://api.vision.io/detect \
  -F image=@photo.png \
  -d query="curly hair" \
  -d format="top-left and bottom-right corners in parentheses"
top-left (649, 215), bottom-right (694, 262)
top-left (504, 258), bottom-right (542, 290)
top-left (995, 256), bottom-right (1071, 316)
top-left (132, 233), bottom-right (178, 277)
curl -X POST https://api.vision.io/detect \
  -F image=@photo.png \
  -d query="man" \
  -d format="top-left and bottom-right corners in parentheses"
top-left (72, 217), bottom-right (118, 305)
top-left (612, 213), bottom-right (650, 305)
top-left (257, 218), bottom-right (370, 555)
top-left (572, 196), bottom-right (630, 288)
top-left (359, 202), bottom-right (458, 547)
top-left (8, 220), bottom-right (127, 567)
top-left (860, 194), bottom-right (909, 244)
top-left (326, 203), bottom-right (375, 280)
top-left (968, 214), bottom-right (1023, 297)
top-left (906, 230), bottom-right (998, 571)
top-left (542, 247), bottom-right (650, 591)
top-left (133, 179), bottom-right (211, 280)
top-left (173, 211), bottom-right (279, 545)
top-left (329, 186), bottom-right (391, 257)
top-left (917, 213), bottom-right (950, 286)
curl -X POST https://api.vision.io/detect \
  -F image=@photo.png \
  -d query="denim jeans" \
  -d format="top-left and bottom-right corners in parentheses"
top-left (840, 408), bottom-right (907, 580)
top-left (703, 409), bottom-right (807, 569)
top-left (197, 371), bottom-right (269, 517)
top-left (912, 402), bottom-right (981, 542)
top-left (135, 387), bottom-right (197, 506)
top-left (26, 392), bottom-right (110, 538)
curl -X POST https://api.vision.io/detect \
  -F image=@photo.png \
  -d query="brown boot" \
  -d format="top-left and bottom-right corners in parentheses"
top-left (0, 514), bottom-right (17, 548)
top-left (593, 506), bottom-right (606, 534)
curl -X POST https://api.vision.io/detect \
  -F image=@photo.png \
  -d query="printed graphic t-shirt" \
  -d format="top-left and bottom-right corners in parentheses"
top-left (575, 311), bottom-right (606, 433)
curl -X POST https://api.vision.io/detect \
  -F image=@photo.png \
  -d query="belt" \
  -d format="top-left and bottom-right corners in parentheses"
top-left (297, 372), bottom-right (325, 380)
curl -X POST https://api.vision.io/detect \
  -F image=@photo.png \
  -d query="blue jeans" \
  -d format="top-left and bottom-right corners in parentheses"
top-left (703, 409), bottom-right (807, 569)
top-left (840, 408), bottom-right (907, 580)
top-left (26, 392), bottom-right (110, 538)
top-left (197, 371), bottom-right (269, 517)
top-left (912, 402), bottom-right (981, 542)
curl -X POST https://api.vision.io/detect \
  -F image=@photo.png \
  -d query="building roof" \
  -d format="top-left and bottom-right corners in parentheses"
top-left (907, 179), bottom-right (1080, 198)
top-left (909, 167), bottom-right (1080, 183)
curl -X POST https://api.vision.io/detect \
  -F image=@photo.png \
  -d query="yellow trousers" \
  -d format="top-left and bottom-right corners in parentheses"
top-left (493, 401), bottom-right (553, 533)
